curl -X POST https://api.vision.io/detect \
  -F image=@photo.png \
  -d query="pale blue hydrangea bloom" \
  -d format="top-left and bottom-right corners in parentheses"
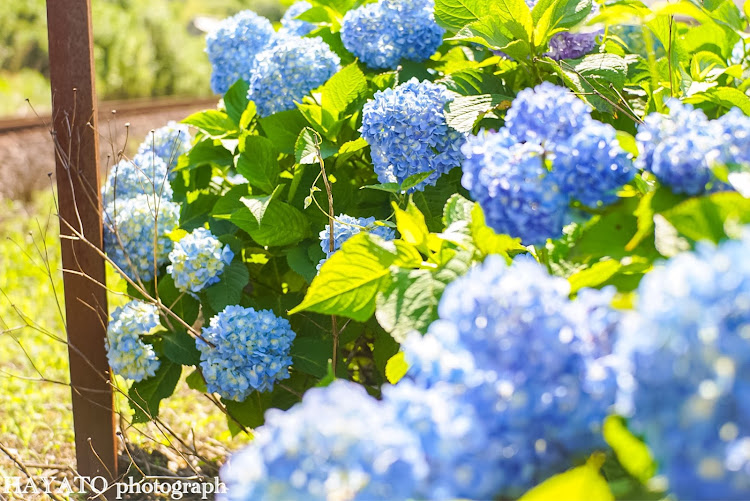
top-left (206, 10), bottom-right (275, 94)
top-left (731, 39), bottom-right (747, 66)
top-left (136, 121), bottom-right (192, 171)
top-left (504, 81), bottom-right (593, 146)
top-left (461, 129), bottom-right (569, 246)
top-left (105, 300), bottom-right (161, 382)
top-left (247, 35), bottom-right (340, 117)
top-left (402, 256), bottom-right (620, 498)
top-left (279, 1), bottom-right (315, 36)
top-left (382, 381), bottom-right (501, 500)
top-left (361, 78), bottom-right (465, 190)
top-left (167, 228), bottom-right (234, 293)
top-left (103, 194), bottom-right (180, 282)
top-left (317, 214), bottom-right (396, 269)
top-left (101, 155), bottom-right (172, 206)
top-left (717, 108), bottom-right (750, 166)
top-left (341, 0), bottom-right (444, 69)
top-left (552, 120), bottom-right (636, 207)
top-left (198, 305), bottom-right (295, 401)
top-left (636, 100), bottom-right (731, 195)
top-left (615, 232), bottom-right (750, 499)
top-left (220, 380), bottom-right (428, 501)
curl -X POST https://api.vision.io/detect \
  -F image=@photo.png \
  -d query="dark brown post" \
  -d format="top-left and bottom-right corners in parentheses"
top-left (46, 0), bottom-right (118, 480)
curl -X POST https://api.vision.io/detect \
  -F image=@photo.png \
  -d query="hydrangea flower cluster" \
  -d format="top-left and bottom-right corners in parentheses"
top-left (220, 381), bottom-right (428, 501)
top-left (462, 82), bottom-right (634, 244)
top-left (317, 214), bottom-right (396, 269)
top-left (635, 100), bottom-right (742, 195)
top-left (167, 228), bottom-right (234, 293)
top-left (279, 1), bottom-right (315, 36)
top-left (105, 300), bottom-right (161, 382)
top-left (341, 0), bottom-right (444, 69)
top-left (361, 78), bottom-right (465, 190)
top-left (615, 232), bottom-right (750, 499)
top-left (552, 120), bottom-right (636, 206)
top-left (197, 305), bottom-right (295, 401)
top-left (504, 81), bottom-right (593, 146)
top-left (136, 121), bottom-right (192, 171)
top-left (101, 155), bottom-right (172, 206)
top-left (103, 194), bottom-right (180, 282)
top-left (544, 2), bottom-right (602, 60)
top-left (206, 10), bottom-right (275, 94)
top-left (221, 257), bottom-right (621, 500)
top-left (247, 35), bottom-right (340, 117)
top-left (401, 256), bottom-right (620, 498)
top-left (461, 130), bottom-right (569, 245)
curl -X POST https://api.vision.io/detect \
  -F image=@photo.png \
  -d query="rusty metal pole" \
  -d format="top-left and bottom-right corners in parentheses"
top-left (46, 0), bottom-right (118, 480)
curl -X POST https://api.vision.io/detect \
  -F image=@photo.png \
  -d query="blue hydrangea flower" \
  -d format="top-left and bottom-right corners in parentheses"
top-left (402, 256), bottom-right (620, 498)
top-left (167, 228), bottom-right (234, 293)
top-left (461, 129), bottom-right (569, 246)
top-left (317, 214), bottom-right (396, 269)
top-left (636, 100), bottom-right (729, 195)
top-left (544, 2), bottom-right (602, 60)
top-left (552, 120), bottom-right (636, 206)
top-left (206, 10), bottom-right (275, 94)
top-left (341, 0), bottom-right (444, 70)
top-left (279, 1), bottom-right (315, 36)
top-left (198, 305), bottom-right (295, 401)
top-left (247, 35), bottom-right (340, 117)
top-left (382, 381), bottom-right (501, 500)
top-left (504, 82), bottom-right (593, 146)
top-left (717, 108), bottom-right (750, 166)
top-left (136, 121), bottom-right (192, 171)
top-left (615, 232), bottom-right (750, 499)
top-left (220, 380), bottom-right (428, 501)
top-left (361, 78), bottom-right (465, 190)
top-left (102, 155), bottom-right (172, 206)
top-left (103, 195), bottom-right (180, 282)
top-left (731, 39), bottom-right (747, 66)
top-left (105, 300), bottom-right (161, 382)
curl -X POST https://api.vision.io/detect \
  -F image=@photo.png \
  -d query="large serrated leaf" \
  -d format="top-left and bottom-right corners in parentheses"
top-left (236, 135), bottom-right (279, 194)
top-left (444, 94), bottom-right (512, 133)
top-left (231, 197), bottom-right (310, 247)
top-left (434, 0), bottom-right (495, 31)
top-left (205, 260), bottom-right (250, 312)
top-left (182, 110), bottom-right (238, 138)
top-left (160, 329), bottom-right (201, 366)
top-left (321, 63), bottom-right (368, 118)
top-left (129, 361), bottom-right (182, 423)
top-left (289, 234), bottom-right (399, 321)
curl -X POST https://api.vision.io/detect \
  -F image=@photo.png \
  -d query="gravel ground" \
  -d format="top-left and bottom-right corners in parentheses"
top-left (0, 104), bottom-right (213, 203)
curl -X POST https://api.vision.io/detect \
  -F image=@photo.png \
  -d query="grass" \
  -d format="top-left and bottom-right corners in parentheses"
top-left (0, 191), bottom-right (248, 494)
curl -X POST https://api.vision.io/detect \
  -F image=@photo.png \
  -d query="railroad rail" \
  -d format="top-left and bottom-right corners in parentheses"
top-left (0, 95), bottom-right (218, 133)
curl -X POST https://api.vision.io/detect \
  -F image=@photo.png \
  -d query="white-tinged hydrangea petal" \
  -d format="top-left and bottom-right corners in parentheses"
top-left (341, 0), bottom-right (444, 69)
top-left (616, 231), bottom-right (750, 499)
top-left (279, 1), bottom-right (315, 36)
top-left (220, 381), bottom-right (428, 501)
top-left (101, 155), bottom-right (172, 206)
top-left (106, 300), bottom-right (161, 382)
top-left (198, 305), bottom-right (295, 401)
top-left (206, 10), bottom-right (275, 94)
top-left (361, 78), bottom-right (465, 190)
top-left (167, 228), bottom-right (234, 293)
top-left (247, 35), bottom-right (340, 117)
top-left (136, 121), bottom-right (192, 171)
top-left (103, 195), bottom-right (180, 282)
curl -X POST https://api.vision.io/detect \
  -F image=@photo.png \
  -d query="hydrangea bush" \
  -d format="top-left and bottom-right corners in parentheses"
top-left (97, 0), bottom-right (750, 497)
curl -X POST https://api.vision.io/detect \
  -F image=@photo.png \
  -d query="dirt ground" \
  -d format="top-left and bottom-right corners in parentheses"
top-left (0, 103), bottom-right (214, 203)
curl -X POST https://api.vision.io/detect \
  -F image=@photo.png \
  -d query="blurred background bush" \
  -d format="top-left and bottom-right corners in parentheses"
top-left (0, 0), bottom-right (285, 117)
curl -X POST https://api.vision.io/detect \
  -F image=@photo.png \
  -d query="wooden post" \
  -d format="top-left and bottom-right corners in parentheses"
top-left (46, 0), bottom-right (118, 480)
